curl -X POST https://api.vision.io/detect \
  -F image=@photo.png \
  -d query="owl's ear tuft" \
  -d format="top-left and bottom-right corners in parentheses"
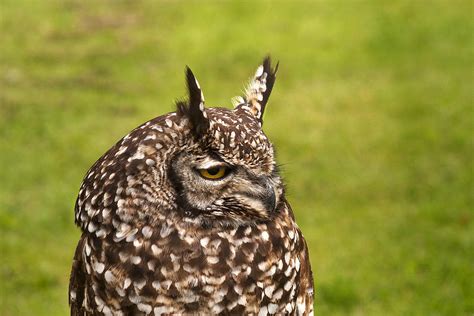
top-left (234, 56), bottom-right (279, 125)
top-left (177, 66), bottom-right (209, 137)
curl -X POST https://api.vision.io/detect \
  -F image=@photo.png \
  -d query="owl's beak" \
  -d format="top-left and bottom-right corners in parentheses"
top-left (234, 179), bottom-right (278, 215)
top-left (262, 182), bottom-right (277, 212)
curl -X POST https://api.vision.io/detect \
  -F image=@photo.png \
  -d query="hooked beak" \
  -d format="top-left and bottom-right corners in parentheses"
top-left (262, 182), bottom-right (277, 212)
top-left (232, 178), bottom-right (279, 215)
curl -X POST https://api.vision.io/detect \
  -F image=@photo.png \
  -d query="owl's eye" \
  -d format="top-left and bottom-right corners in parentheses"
top-left (197, 166), bottom-right (229, 180)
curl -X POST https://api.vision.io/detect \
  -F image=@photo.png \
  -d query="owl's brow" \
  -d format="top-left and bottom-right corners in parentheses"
top-left (196, 160), bottom-right (229, 170)
top-left (206, 151), bottom-right (233, 166)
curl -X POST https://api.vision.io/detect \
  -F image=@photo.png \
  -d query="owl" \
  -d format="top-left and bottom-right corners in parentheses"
top-left (69, 57), bottom-right (314, 315)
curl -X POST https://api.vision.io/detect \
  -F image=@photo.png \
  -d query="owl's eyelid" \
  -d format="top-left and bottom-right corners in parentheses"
top-left (196, 160), bottom-right (231, 170)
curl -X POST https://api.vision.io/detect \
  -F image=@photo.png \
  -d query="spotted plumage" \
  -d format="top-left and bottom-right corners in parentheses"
top-left (69, 57), bottom-right (314, 315)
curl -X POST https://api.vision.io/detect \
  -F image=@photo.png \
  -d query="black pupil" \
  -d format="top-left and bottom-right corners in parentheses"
top-left (207, 167), bottom-right (221, 176)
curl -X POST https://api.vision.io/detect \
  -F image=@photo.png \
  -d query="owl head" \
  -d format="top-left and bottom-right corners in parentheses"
top-left (76, 57), bottom-right (282, 232)
top-left (171, 57), bottom-right (282, 226)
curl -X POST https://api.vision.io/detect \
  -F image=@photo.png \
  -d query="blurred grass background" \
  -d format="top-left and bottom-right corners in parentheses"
top-left (0, 0), bottom-right (472, 315)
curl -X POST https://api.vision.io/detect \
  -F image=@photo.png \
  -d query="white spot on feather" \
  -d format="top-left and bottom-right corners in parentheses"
top-left (142, 226), bottom-right (153, 238)
top-left (85, 242), bottom-right (91, 256)
top-left (115, 146), bottom-right (127, 156)
top-left (138, 303), bottom-right (152, 314)
top-left (87, 221), bottom-right (97, 233)
top-left (148, 260), bottom-right (156, 271)
top-left (145, 159), bottom-right (155, 166)
top-left (128, 151), bottom-right (145, 161)
top-left (255, 65), bottom-right (264, 77)
top-left (268, 303), bottom-right (278, 314)
top-left (131, 256), bottom-right (141, 264)
top-left (274, 288), bottom-right (283, 300)
top-left (258, 305), bottom-right (268, 316)
top-left (211, 304), bottom-right (224, 314)
top-left (200, 237), bottom-right (210, 247)
top-left (284, 280), bottom-right (292, 291)
top-left (285, 252), bottom-right (291, 265)
top-left (264, 284), bottom-right (275, 298)
top-left (144, 134), bottom-right (156, 141)
top-left (207, 256), bottom-right (219, 264)
top-left (93, 261), bottom-right (105, 274)
top-left (151, 244), bottom-right (162, 256)
top-left (297, 302), bottom-right (306, 315)
top-left (104, 270), bottom-right (115, 283)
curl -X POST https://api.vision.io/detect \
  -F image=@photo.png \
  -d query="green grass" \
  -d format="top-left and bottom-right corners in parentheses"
top-left (0, 1), bottom-right (472, 315)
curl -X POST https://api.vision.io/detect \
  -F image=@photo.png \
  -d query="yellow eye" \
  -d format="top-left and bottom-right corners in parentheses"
top-left (198, 166), bottom-right (228, 180)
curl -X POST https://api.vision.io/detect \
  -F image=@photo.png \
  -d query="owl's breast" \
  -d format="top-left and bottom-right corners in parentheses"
top-left (81, 205), bottom-right (308, 314)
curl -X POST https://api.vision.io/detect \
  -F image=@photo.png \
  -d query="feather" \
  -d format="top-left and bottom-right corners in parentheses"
top-left (177, 66), bottom-right (209, 137)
